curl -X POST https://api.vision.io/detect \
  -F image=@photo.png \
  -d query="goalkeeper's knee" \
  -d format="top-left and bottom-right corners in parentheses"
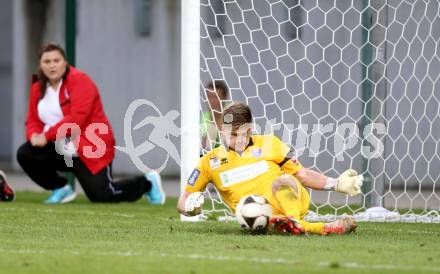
top-left (272, 175), bottom-right (299, 196)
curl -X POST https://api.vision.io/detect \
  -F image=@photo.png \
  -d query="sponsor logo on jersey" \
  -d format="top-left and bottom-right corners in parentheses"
top-left (219, 161), bottom-right (269, 187)
top-left (187, 169), bottom-right (200, 186)
top-left (209, 157), bottom-right (220, 169)
top-left (251, 148), bottom-right (262, 158)
top-left (210, 156), bottom-right (228, 169)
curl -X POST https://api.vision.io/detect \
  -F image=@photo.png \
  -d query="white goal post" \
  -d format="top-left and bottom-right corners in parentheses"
top-left (181, 0), bottom-right (440, 223)
top-left (180, 0), bottom-right (202, 221)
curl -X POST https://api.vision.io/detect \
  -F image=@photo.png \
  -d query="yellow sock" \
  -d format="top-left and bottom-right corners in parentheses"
top-left (297, 220), bottom-right (325, 234)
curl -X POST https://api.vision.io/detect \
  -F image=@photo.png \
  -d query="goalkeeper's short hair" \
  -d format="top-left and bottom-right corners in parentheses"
top-left (222, 102), bottom-right (252, 128)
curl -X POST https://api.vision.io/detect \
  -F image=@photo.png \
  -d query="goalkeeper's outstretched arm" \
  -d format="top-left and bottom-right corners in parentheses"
top-left (295, 168), bottom-right (364, 196)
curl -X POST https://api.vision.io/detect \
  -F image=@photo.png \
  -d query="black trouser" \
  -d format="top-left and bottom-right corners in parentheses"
top-left (16, 142), bottom-right (151, 202)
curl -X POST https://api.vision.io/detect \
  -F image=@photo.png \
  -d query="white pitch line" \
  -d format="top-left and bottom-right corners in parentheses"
top-left (1, 248), bottom-right (439, 272)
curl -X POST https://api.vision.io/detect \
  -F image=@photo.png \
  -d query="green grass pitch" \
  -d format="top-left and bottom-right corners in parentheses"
top-left (1, 192), bottom-right (439, 274)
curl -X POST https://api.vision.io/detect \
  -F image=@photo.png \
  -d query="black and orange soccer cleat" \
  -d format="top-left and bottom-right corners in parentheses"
top-left (0, 171), bottom-right (15, 202)
top-left (322, 216), bottom-right (357, 235)
top-left (269, 215), bottom-right (305, 235)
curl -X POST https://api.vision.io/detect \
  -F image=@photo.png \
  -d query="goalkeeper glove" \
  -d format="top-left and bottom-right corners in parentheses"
top-left (326, 169), bottom-right (363, 196)
top-left (184, 192), bottom-right (204, 216)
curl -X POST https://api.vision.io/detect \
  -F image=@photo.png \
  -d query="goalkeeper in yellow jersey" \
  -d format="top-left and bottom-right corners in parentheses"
top-left (177, 102), bottom-right (363, 235)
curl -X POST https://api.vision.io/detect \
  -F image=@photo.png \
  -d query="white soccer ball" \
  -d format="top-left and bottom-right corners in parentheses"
top-left (235, 194), bottom-right (273, 233)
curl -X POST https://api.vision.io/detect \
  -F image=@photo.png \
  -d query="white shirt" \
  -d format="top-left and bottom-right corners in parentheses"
top-left (37, 80), bottom-right (77, 156)
top-left (38, 80), bottom-right (64, 133)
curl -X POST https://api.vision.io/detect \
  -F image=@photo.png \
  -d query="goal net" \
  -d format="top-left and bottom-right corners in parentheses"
top-left (181, 0), bottom-right (440, 222)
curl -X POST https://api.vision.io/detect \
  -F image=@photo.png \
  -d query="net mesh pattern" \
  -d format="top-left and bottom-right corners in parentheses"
top-left (197, 0), bottom-right (440, 222)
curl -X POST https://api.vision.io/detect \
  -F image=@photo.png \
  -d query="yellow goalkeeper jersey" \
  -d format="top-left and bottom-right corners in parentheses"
top-left (185, 135), bottom-right (304, 212)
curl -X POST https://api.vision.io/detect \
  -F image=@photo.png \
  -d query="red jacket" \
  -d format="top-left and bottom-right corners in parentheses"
top-left (25, 66), bottom-right (115, 175)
